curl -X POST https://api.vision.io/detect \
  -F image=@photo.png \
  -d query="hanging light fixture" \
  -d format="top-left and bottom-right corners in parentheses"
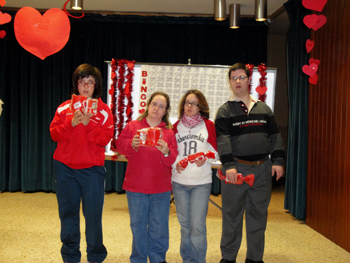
top-left (214, 0), bottom-right (226, 21)
top-left (71, 0), bottom-right (83, 10)
top-left (229, 4), bottom-right (240, 29)
top-left (255, 0), bottom-right (267, 21)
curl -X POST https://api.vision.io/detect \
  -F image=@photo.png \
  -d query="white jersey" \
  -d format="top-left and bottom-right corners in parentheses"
top-left (172, 120), bottom-right (218, 185)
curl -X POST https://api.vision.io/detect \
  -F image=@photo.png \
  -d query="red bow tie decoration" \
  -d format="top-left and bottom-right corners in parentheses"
top-left (217, 169), bottom-right (255, 187)
top-left (178, 151), bottom-right (215, 169)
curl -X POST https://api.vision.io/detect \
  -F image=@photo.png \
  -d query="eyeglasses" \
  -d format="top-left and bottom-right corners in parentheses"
top-left (78, 80), bottom-right (95, 87)
top-left (230, 75), bottom-right (248, 82)
top-left (150, 102), bottom-right (166, 110)
top-left (184, 101), bottom-right (199, 107)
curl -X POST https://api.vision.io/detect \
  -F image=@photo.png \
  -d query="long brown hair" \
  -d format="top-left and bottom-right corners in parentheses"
top-left (178, 89), bottom-right (210, 120)
top-left (137, 91), bottom-right (172, 129)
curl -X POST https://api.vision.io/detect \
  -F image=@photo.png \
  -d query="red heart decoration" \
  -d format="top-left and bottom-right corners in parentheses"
top-left (303, 14), bottom-right (318, 29)
top-left (0, 0), bottom-right (5, 7)
top-left (309, 73), bottom-right (318, 85)
top-left (139, 108), bottom-right (145, 114)
top-left (306, 39), bottom-right (314, 53)
top-left (256, 86), bottom-right (267, 95)
top-left (302, 63), bottom-right (318, 77)
top-left (14, 7), bottom-right (70, 60)
top-left (302, 0), bottom-right (327, 12)
top-left (124, 82), bottom-right (130, 95)
top-left (126, 107), bottom-right (131, 116)
top-left (0, 30), bottom-right (6, 39)
top-left (111, 72), bottom-right (116, 79)
top-left (312, 15), bottom-right (327, 31)
top-left (309, 58), bottom-right (320, 66)
top-left (108, 88), bottom-right (114, 96)
top-left (127, 62), bottom-right (134, 69)
top-left (0, 12), bottom-right (11, 25)
top-left (260, 71), bottom-right (267, 77)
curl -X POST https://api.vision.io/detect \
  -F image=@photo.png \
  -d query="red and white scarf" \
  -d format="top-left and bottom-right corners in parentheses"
top-left (181, 113), bottom-right (203, 129)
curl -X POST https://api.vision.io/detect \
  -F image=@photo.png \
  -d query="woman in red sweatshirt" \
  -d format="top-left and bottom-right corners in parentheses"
top-left (50, 64), bottom-right (114, 263)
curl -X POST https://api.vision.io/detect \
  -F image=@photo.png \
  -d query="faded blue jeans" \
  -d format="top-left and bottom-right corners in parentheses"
top-left (126, 190), bottom-right (171, 263)
top-left (172, 182), bottom-right (212, 263)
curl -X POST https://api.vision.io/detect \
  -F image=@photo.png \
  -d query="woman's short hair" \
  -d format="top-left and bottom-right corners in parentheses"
top-left (71, 64), bottom-right (103, 99)
top-left (137, 91), bottom-right (172, 129)
top-left (178, 89), bottom-right (210, 120)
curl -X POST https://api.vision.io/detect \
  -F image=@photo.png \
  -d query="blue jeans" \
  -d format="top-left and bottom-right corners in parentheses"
top-left (53, 160), bottom-right (107, 263)
top-left (172, 182), bottom-right (212, 263)
top-left (126, 190), bottom-right (171, 263)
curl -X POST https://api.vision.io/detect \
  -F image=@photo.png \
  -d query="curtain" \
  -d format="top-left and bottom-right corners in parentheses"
top-left (284, 0), bottom-right (310, 220)
top-left (0, 11), bottom-right (268, 192)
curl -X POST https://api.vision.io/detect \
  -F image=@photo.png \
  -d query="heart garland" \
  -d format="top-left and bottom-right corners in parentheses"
top-left (302, 0), bottom-right (328, 85)
top-left (109, 59), bottom-right (135, 152)
top-left (0, 0), bottom-right (11, 40)
top-left (245, 64), bottom-right (254, 94)
top-left (255, 63), bottom-right (267, 102)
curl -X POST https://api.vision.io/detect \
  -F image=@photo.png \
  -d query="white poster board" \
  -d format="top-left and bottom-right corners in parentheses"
top-left (106, 62), bottom-right (277, 154)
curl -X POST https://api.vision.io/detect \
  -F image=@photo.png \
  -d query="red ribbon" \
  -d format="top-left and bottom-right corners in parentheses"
top-left (63, 0), bottom-right (85, 19)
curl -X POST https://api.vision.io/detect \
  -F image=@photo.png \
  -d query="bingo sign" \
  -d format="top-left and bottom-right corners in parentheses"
top-left (139, 67), bottom-right (149, 115)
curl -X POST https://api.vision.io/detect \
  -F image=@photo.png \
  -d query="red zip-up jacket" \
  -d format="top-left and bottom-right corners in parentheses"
top-left (50, 98), bottom-right (114, 169)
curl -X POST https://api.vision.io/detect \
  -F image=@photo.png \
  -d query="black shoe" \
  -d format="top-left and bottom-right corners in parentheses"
top-left (245, 259), bottom-right (264, 263)
top-left (220, 259), bottom-right (236, 263)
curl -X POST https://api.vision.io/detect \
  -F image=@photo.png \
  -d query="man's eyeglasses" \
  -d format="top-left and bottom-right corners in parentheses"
top-left (150, 102), bottom-right (166, 110)
top-left (78, 80), bottom-right (95, 87)
top-left (230, 75), bottom-right (248, 82)
top-left (184, 101), bottom-right (199, 107)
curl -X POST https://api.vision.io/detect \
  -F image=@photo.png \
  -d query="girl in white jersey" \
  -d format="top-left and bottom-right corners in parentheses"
top-left (172, 89), bottom-right (218, 263)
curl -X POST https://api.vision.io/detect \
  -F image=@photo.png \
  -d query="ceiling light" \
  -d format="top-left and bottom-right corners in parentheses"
top-left (214, 0), bottom-right (226, 21)
top-left (255, 0), bottom-right (267, 21)
top-left (71, 0), bottom-right (83, 10)
top-left (229, 4), bottom-right (240, 29)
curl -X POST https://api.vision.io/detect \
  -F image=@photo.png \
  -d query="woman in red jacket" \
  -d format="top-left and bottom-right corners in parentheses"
top-left (115, 91), bottom-right (178, 263)
top-left (50, 64), bottom-right (114, 263)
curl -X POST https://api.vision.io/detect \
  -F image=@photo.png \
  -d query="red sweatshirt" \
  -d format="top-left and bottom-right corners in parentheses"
top-left (50, 98), bottom-right (114, 169)
top-left (115, 118), bottom-right (178, 194)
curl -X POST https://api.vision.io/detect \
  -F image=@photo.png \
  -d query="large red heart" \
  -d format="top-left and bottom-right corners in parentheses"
top-left (312, 15), bottom-right (327, 31)
top-left (306, 39), bottom-right (314, 53)
top-left (0, 0), bottom-right (5, 7)
top-left (303, 14), bottom-right (318, 29)
top-left (0, 11), bottom-right (11, 25)
top-left (14, 7), bottom-right (70, 60)
top-left (256, 86), bottom-right (267, 95)
top-left (309, 58), bottom-right (320, 66)
top-left (302, 63), bottom-right (318, 77)
top-left (0, 30), bottom-right (5, 39)
top-left (302, 0), bottom-right (327, 12)
top-left (309, 73), bottom-right (318, 85)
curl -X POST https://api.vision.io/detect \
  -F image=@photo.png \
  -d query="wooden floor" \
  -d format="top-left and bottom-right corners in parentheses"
top-left (1, 184), bottom-right (349, 262)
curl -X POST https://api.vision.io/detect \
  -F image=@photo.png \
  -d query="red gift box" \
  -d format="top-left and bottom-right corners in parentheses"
top-left (136, 127), bottom-right (162, 147)
top-left (70, 95), bottom-right (98, 115)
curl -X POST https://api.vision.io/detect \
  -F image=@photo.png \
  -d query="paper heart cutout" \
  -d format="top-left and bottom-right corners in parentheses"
top-left (309, 73), bottom-right (318, 85)
top-left (256, 85), bottom-right (267, 95)
top-left (111, 72), bottom-right (116, 79)
top-left (302, 63), bottom-right (318, 77)
top-left (303, 14), bottom-right (318, 29)
top-left (108, 87), bottom-right (114, 96)
top-left (302, 0), bottom-right (327, 12)
top-left (124, 82), bottom-right (130, 95)
top-left (14, 7), bottom-right (70, 60)
top-left (0, 0), bottom-right (5, 7)
top-left (306, 39), bottom-right (314, 53)
top-left (312, 15), bottom-right (327, 31)
top-left (127, 62), bottom-right (134, 69)
top-left (0, 30), bottom-right (6, 39)
top-left (139, 108), bottom-right (145, 114)
top-left (126, 107), bottom-right (131, 116)
top-left (309, 58), bottom-right (320, 66)
top-left (0, 12), bottom-right (11, 25)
